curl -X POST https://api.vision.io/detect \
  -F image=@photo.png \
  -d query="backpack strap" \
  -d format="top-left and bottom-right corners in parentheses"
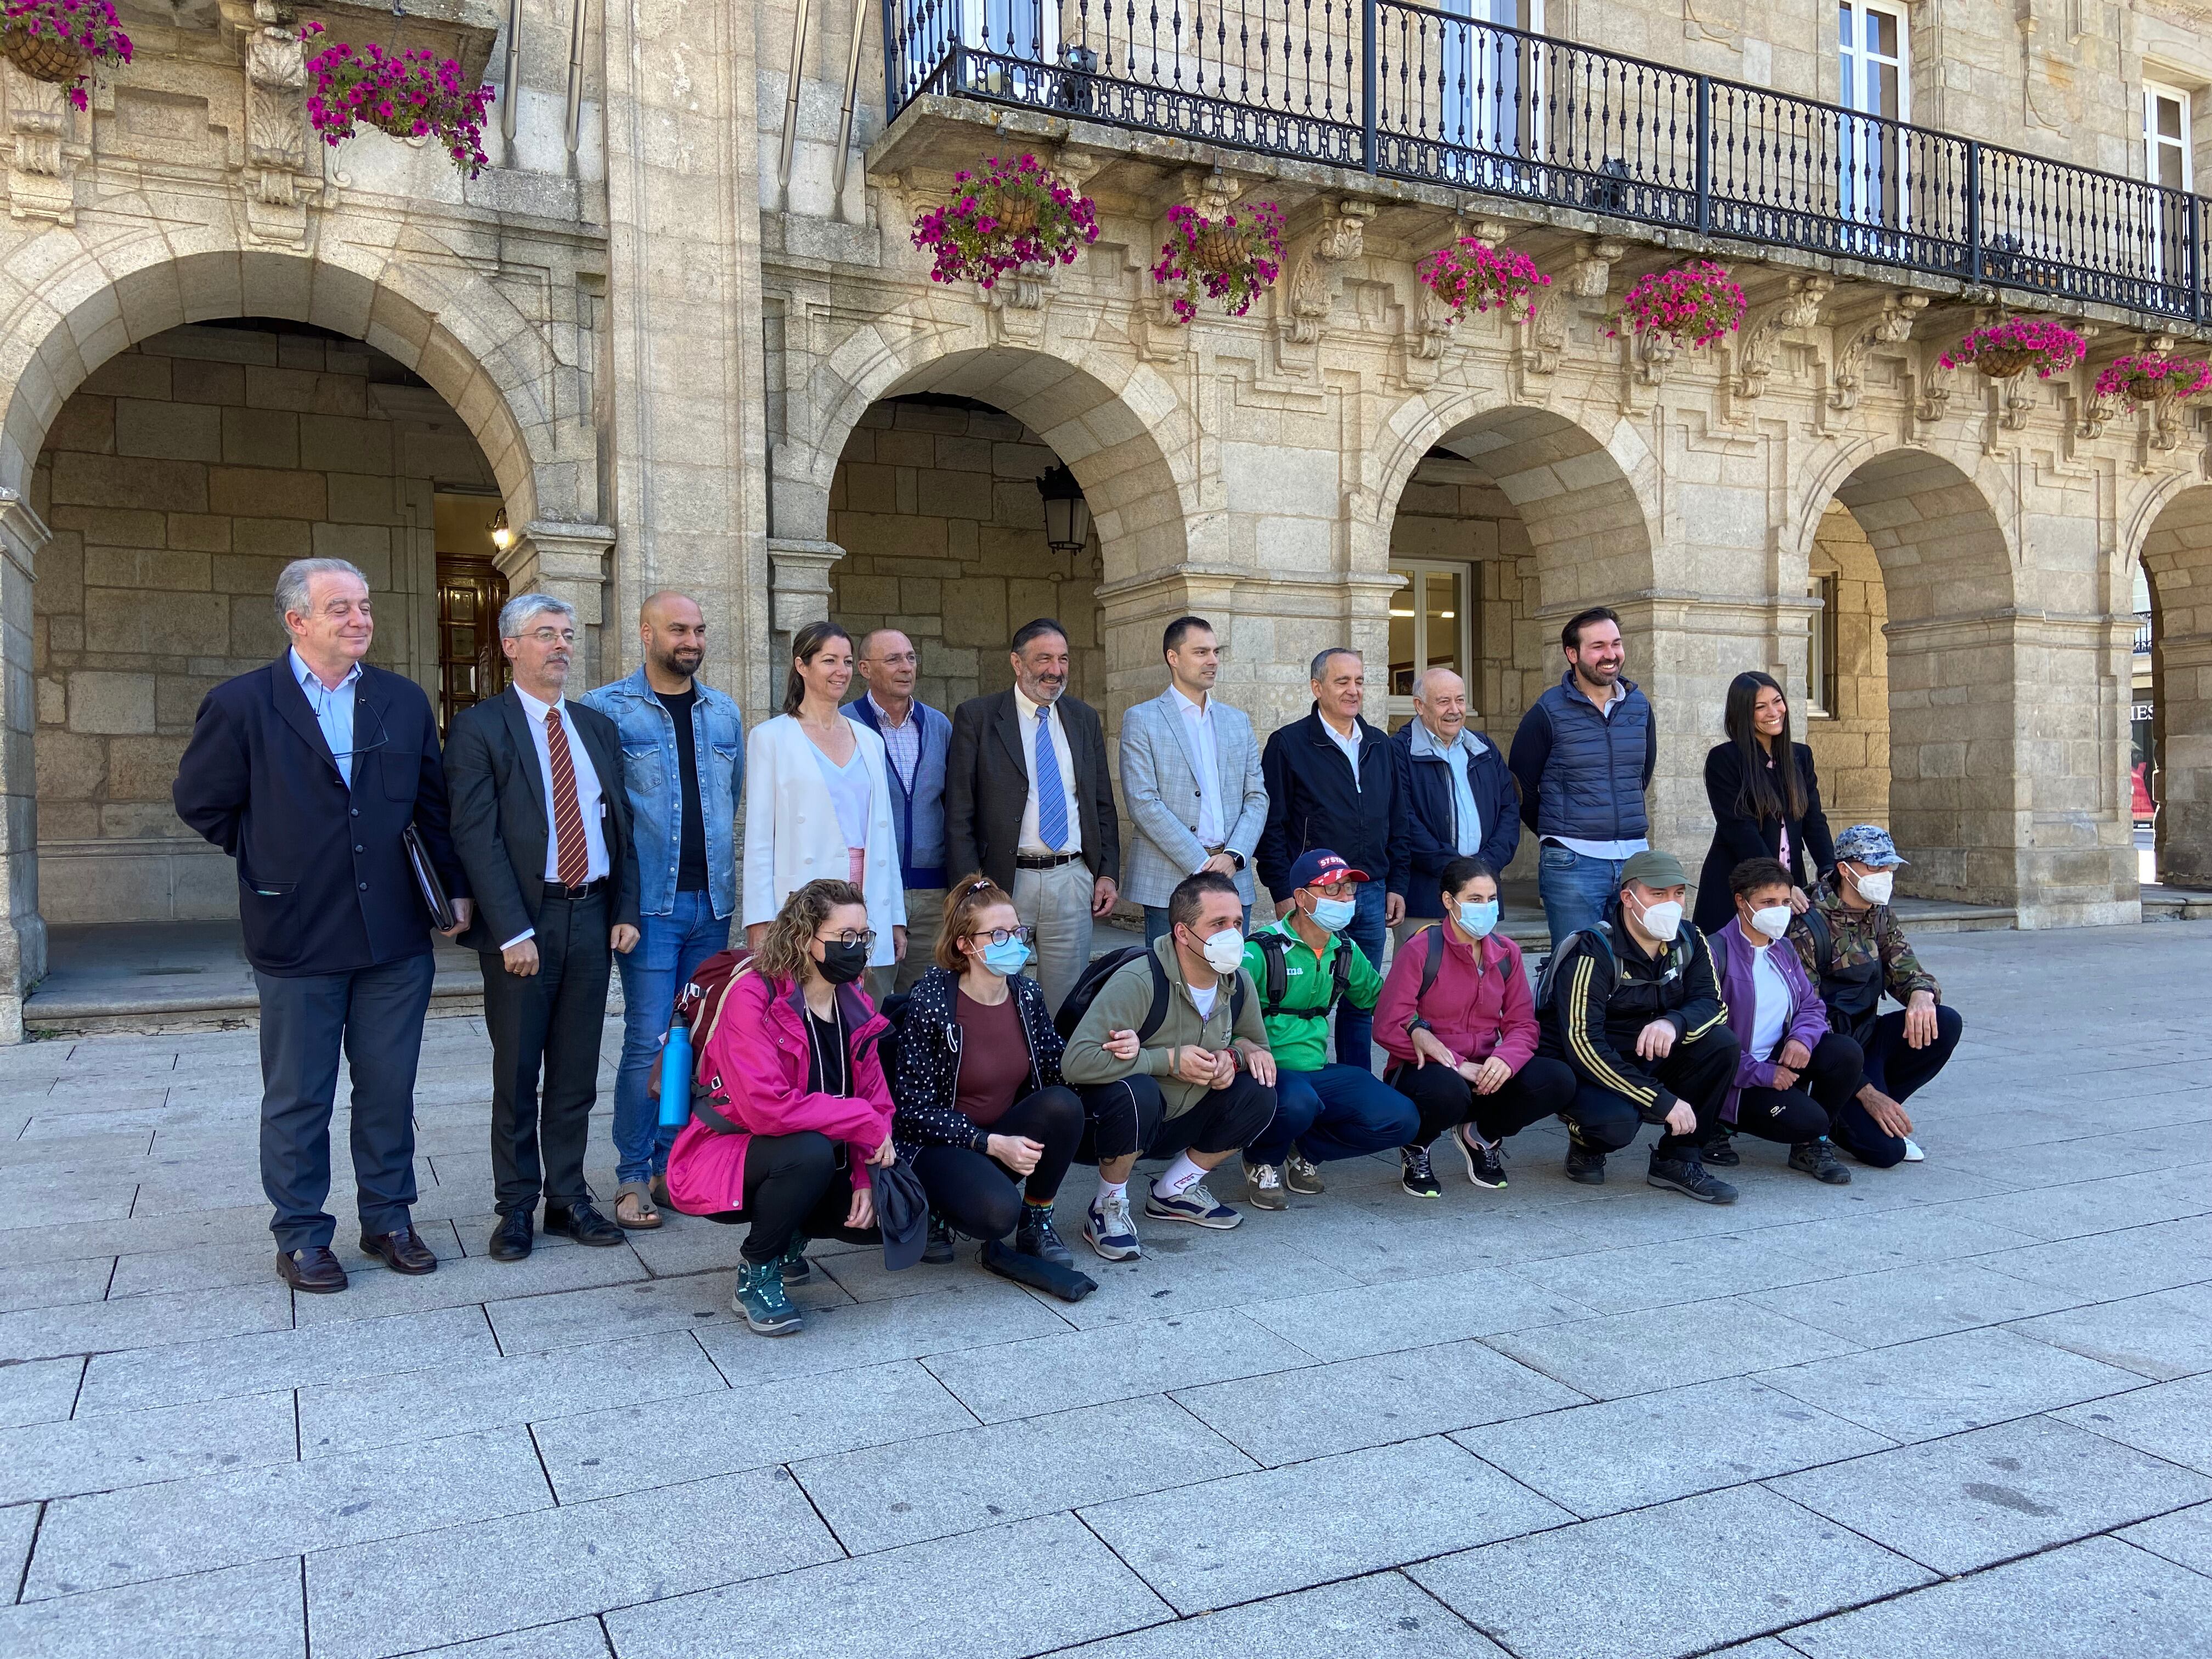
top-left (1252, 932), bottom-right (1290, 1013)
top-left (1329, 935), bottom-right (1353, 1006)
top-left (1418, 923), bottom-right (1447, 1000)
top-left (1803, 904), bottom-right (1833, 978)
top-left (1135, 951), bottom-right (1172, 1044)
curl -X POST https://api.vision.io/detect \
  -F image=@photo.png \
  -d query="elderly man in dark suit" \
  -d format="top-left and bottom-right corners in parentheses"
top-left (174, 557), bottom-right (471, 1294)
top-left (445, 593), bottom-right (640, 1261)
top-left (944, 617), bottom-right (1119, 1015)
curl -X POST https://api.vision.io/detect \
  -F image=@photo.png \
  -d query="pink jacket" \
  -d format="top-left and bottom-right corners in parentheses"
top-left (1374, 923), bottom-right (1541, 1074)
top-left (664, 972), bottom-right (893, 1216)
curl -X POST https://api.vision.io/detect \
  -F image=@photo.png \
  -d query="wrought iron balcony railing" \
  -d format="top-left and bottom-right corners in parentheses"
top-left (883, 1), bottom-right (2210, 323)
top-left (2136, 611), bottom-right (2155, 654)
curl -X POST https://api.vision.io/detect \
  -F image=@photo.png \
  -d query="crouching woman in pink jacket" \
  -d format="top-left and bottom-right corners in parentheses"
top-left (665, 878), bottom-right (894, 1336)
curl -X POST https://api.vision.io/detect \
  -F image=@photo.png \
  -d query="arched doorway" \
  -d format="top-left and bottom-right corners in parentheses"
top-left (2134, 486), bottom-right (2212, 890)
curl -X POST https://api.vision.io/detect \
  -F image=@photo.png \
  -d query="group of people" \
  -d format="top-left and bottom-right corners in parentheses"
top-left (174, 560), bottom-right (1963, 1324)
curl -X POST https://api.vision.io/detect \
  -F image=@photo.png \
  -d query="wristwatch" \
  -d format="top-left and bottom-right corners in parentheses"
top-left (1405, 1016), bottom-right (1435, 1037)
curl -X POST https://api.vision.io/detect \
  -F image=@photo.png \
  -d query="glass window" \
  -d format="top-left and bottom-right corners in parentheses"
top-left (1387, 559), bottom-right (1477, 726)
top-left (1808, 574), bottom-right (1838, 718)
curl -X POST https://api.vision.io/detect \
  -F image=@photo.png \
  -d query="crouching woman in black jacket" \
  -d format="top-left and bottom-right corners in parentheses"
top-left (891, 877), bottom-right (1087, 1267)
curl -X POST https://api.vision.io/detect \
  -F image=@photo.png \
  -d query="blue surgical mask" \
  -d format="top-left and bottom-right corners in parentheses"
top-left (1310, 896), bottom-right (1357, 932)
top-left (980, 938), bottom-right (1030, 977)
top-left (1452, 898), bottom-right (1500, 939)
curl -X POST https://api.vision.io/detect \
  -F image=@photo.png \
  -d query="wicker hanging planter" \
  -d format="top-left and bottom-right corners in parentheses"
top-left (1153, 203), bottom-right (1285, 321)
top-left (0, 1), bottom-right (131, 110)
top-left (1974, 347), bottom-right (2038, 380)
top-left (1, 27), bottom-right (82, 84)
top-left (979, 188), bottom-right (1040, 239)
top-left (910, 155), bottom-right (1101, 292)
top-left (1937, 318), bottom-right (2086, 382)
top-left (1190, 226), bottom-right (1245, 274)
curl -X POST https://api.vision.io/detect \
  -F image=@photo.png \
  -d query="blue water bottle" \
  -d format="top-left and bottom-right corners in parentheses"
top-left (657, 1020), bottom-right (692, 1128)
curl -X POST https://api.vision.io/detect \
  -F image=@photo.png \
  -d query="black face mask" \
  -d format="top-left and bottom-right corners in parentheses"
top-left (816, 940), bottom-right (869, 985)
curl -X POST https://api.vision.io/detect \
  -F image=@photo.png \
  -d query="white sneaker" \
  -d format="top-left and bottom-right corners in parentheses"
top-left (1084, 1191), bottom-right (1141, 1260)
top-left (1900, 1137), bottom-right (1926, 1163)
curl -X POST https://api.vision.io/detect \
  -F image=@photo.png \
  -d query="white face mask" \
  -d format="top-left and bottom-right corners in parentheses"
top-left (1198, 928), bottom-right (1246, 974)
top-left (1634, 898), bottom-right (1684, 942)
top-left (1850, 868), bottom-right (1894, 906)
top-left (1748, 905), bottom-right (1792, 941)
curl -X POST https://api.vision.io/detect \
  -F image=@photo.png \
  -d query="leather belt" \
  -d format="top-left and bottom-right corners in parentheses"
top-left (543, 878), bottom-right (608, 900)
top-left (1014, 852), bottom-right (1084, 870)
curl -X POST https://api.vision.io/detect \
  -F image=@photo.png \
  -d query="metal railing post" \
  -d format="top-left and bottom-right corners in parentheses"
top-left (2190, 194), bottom-right (2204, 324)
top-left (1362, 0), bottom-right (1379, 174)
top-left (1694, 74), bottom-right (1712, 234)
top-left (1966, 139), bottom-right (1983, 284)
top-left (881, 0), bottom-right (898, 123)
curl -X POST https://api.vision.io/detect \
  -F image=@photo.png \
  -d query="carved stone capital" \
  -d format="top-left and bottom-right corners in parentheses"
top-left (1734, 274), bottom-right (1832, 400)
top-left (1829, 293), bottom-right (1928, 410)
top-left (1916, 362), bottom-right (1957, 426)
top-left (241, 16), bottom-right (315, 245)
top-left (986, 264), bottom-right (1052, 347)
top-left (1517, 237), bottom-right (1623, 377)
top-left (4, 64), bottom-right (82, 224)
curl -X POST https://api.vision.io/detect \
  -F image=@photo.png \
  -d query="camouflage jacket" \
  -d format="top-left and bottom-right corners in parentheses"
top-left (1788, 881), bottom-right (1940, 1006)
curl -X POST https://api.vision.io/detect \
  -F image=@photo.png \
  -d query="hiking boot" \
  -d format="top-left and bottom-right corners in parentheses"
top-left (1646, 1153), bottom-right (1738, 1205)
top-left (731, 1260), bottom-right (803, 1335)
top-left (1564, 1141), bottom-right (1607, 1186)
top-left (778, 1233), bottom-right (814, 1284)
top-left (1145, 1180), bottom-right (1242, 1229)
top-left (922, 1213), bottom-right (956, 1265)
top-left (1013, 1205), bottom-right (1075, 1267)
top-left (1788, 1138), bottom-right (1853, 1186)
top-left (1284, 1152), bottom-right (1325, 1195)
top-left (1400, 1143), bottom-right (1442, 1199)
top-left (1084, 1191), bottom-right (1140, 1261)
top-left (1242, 1161), bottom-right (1289, 1211)
top-left (1698, 1132), bottom-right (1741, 1167)
top-left (1455, 1125), bottom-right (1509, 1190)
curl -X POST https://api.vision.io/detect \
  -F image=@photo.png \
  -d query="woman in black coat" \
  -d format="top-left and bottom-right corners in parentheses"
top-left (1693, 672), bottom-right (1838, 934)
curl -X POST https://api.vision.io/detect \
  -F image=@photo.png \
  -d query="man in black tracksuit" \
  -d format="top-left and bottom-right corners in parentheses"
top-left (1537, 849), bottom-right (1740, 1203)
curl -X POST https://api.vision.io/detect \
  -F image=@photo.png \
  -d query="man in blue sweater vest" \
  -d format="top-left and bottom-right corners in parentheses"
top-left (853, 628), bottom-right (955, 996)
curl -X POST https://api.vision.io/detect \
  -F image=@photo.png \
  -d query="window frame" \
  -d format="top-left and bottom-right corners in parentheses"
top-left (1386, 558), bottom-right (1479, 727)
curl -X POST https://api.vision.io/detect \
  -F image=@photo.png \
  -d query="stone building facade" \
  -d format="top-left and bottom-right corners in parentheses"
top-left (0, 0), bottom-right (2208, 1036)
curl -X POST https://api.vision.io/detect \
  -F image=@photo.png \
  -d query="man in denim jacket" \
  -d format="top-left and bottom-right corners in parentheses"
top-left (579, 591), bottom-right (744, 1228)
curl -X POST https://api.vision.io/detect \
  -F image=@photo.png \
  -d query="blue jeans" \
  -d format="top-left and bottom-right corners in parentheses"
top-left (1537, 844), bottom-right (1628, 950)
top-left (611, 891), bottom-right (731, 1185)
top-left (1248, 1063), bottom-right (1419, 1167)
top-left (1331, 882), bottom-right (1389, 1071)
top-left (1143, 902), bottom-right (1251, 945)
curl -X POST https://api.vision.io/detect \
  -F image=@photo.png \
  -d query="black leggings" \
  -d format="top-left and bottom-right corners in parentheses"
top-left (1392, 1054), bottom-right (1578, 1147)
top-left (1730, 1031), bottom-right (1864, 1146)
top-left (911, 1086), bottom-right (1085, 1240)
top-left (1075, 1070), bottom-right (1277, 1164)
top-left (1568, 1023), bottom-right (1741, 1159)
top-left (708, 1130), bottom-right (879, 1264)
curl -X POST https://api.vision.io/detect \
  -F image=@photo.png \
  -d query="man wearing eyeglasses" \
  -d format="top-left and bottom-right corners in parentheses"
top-left (175, 558), bottom-right (472, 1295)
top-left (445, 594), bottom-right (641, 1262)
top-left (850, 627), bottom-right (953, 1000)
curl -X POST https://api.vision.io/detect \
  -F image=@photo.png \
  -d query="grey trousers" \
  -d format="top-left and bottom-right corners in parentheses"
top-left (873, 885), bottom-right (947, 1001)
top-left (1012, 858), bottom-right (1094, 1018)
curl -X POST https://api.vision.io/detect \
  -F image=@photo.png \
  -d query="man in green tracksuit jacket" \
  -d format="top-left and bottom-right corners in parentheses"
top-left (1234, 850), bottom-right (1418, 1210)
top-left (1063, 871), bottom-right (1278, 1259)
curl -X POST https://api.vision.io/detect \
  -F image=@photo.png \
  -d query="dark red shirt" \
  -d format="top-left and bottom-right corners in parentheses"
top-left (953, 989), bottom-right (1030, 1128)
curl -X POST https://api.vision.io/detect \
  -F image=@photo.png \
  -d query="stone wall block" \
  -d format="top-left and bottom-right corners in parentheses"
top-left (209, 466), bottom-right (327, 520)
top-left (83, 547), bottom-right (212, 591)
top-left (114, 397), bottom-right (222, 462)
top-left (221, 406), bottom-right (302, 468)
top-left (50, 453), bottom-right (208, 513)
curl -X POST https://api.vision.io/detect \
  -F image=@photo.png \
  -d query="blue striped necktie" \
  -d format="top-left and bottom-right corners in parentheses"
top-left (1034, 704), bottom-right (1069, 851)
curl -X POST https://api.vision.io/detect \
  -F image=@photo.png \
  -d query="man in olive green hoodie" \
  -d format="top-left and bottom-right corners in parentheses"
top-left (1063, 871), bottom-right (1279, 1260)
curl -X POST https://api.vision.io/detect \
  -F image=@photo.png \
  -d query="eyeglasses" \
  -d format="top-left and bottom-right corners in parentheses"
top-left (521, 627), bottom-right (576, 646)
top-left (815, 928), bottom-right (877, 950)
top-left (970, 925), bottom-right (1034, 947)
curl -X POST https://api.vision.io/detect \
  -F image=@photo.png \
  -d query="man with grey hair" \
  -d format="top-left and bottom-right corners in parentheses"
top-left (1390, 665), bottom-right (1520, 944)
top-left (175, 557), bottom-right (471, 1294)
top-left (849, 627), bottom-right (953, 998)
top-left (1257, 646), bottom-right (1408, 1081)
top-left (445, 592), bottom-right (640, 1261)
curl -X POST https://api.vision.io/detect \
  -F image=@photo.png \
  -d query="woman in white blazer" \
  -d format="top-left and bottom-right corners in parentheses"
top-left (742, 622), bottom-right (907, 969)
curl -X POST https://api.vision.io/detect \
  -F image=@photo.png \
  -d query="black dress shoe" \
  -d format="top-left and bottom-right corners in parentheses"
top-left (276, 1246), bottom-right (349, 1293)
top-left (545, 1201), bottom-right (624, 1247)
top-left (360, 1226), bottom-right (439, 1275)
top-left (488, 1209), bottom-right (534, 1261)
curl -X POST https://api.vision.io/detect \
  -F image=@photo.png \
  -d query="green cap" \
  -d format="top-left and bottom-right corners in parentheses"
top-left (1621, 849), bottom-right (1688, 890)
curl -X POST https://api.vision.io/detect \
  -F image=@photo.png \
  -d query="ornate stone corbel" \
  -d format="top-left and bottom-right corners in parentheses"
top-left (1277, 199), bottom-right (1374, 369)
top-left (986, 264), bottom-right (1051, 347)
top-left (1733, 275), bottom-right (1832, 402)
top-left (243, 1), bottom-right (315, 246)
top-left (1916, 361), bottom-right (1957, 426)
top-left (1518, 236), bottom-right (1625, 377)
top-left (1409, 285), bottom-right (1457, 362)
top-left (1828, 293), bottom-right (1929, 410)
top-left (4, 61), bottom-right (82, 223)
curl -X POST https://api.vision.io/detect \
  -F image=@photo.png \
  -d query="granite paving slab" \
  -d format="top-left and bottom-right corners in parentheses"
top-left (2006, 1287), bottom-right (2212, 1380)
top-left (2054, 1372), bottom-right (2212, 1472)
top-left (2117, 1500), bottom-right (2212, 1577)
top-left (0, 1558), bottom-right (307, 1659)
top-left (0, 1387), bottom-right (297, 1505)
top-left (1040, 1572), bottom-right (1510, 1658)
top-left (1487, 1296), bottom-right (1857, 1400)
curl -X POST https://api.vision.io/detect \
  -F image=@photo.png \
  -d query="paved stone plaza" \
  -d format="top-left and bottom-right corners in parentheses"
top-left (2, 922), bottom-right (2210, 1658)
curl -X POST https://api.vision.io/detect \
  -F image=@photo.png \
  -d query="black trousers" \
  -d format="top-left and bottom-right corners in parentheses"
top-left (1832, 1004), bottom-right (1963, 1167)
top-left (1568, 1024), bottom-right (1740, 1159)
top-left (912, 1087), bottom-right (1086, 1240)
top-left (1075, 1070), bottom-right (1277, 1165)
top-left (1731, 1030), bottom-right (1863, 1146)
top-left (254, 951), bottom-right (436, 1253)
top-left (708, 1130), bottom-right (879, 1263)
top-left (481, 889), bottom-right (612, 1214)
top-left (1392, 1054), bottom-right (1578, 1147)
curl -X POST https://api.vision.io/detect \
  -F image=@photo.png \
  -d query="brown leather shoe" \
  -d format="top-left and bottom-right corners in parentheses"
top-left (360, 1226), bottom-right (439, 1275)
top-left (276, 1246), bottom-right (349, 1294)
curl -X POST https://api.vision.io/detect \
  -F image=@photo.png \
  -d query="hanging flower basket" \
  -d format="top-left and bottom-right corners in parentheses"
top-left (1153, 202), bottom-right (1285, 323)
top-left (1416, 236), bottom-right (1550, 322)
top-left (1608, 259), bottom-right (1748, 349)
top-left (2093, 352), bottom-right (2212, 410)
top-left (910, 154), bottom-right (1100, 292)
top-left (0, 0), bottom-right (131, 112)
top-left (1937, 318), bottom-right (2087, 380)
top-left (300, 22), bottom-right (496, 179)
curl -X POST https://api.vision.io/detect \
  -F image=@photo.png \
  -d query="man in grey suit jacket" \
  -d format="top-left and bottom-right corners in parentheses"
top-left (1120, 616), bottom-right (1269, 944)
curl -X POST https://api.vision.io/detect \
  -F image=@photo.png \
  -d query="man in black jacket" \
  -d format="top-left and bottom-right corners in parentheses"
top-left (944, 618), bottom-right (1120, 1014)
top-left (445, 594), bottom-right (640, 1261)
top-left (1257, 647), bottom-right (1409, 1070)
top-left (1537, 849), bottom-right (1740, 1203)
top-left (174, 558), bottom-right (471, 1294)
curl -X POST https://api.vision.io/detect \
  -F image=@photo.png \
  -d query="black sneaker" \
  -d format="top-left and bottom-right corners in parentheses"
top-left (1013, 1205), bottom-right (1075, 1267)
top-left (1564, 1141), bottom-right (1607, 1185)
top-left (1400, 1144), bottom-right (1442, 1199)
top-left (1788, 1138), bottom-right (1853, 1186)
top-left (922, 1214), bottom-right (956, 1265)
top-left (1699, 1132), bottom-right (1741, 1167)
top-left (1647, 1153), bottom-right (1739, 1204)
top-left (1454, 1125), bottom-right (1509, 1189)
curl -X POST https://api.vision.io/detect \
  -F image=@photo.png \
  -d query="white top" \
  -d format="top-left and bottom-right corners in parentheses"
top-left (1747, 936), bottom-right (1793, 1064)
top-left (1187, 981), bottom-right (1219, 1019)
top-left (1322, 715), bottom-right (1362, 786)
top-left (1170, 684), bottom-right (1223, 846)
top-left (1551, 680), bottom-right (1649, 864)
top-left (505, 686), bottom-right (611, 949)
top-left (810, 741), bottom-right (873, 851)
top-left (1014, 685), bottom-right (1084, 857)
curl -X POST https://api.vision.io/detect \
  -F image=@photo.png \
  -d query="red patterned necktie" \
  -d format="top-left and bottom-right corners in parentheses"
top-left (544, 707), bottom-right (589, 888)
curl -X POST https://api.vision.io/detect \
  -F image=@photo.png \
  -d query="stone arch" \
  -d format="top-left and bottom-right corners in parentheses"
top-left (2129, 482), bottom-right (2212, 889)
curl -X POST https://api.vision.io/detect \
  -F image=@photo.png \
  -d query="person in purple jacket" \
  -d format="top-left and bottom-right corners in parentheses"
top-left (1703, 857), bottom-right (1859, 1185)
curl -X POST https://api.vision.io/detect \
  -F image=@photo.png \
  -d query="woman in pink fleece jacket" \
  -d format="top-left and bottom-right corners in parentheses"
top-left (665, 878), bottom-right (893, 1335)
top-left (1375, 856), bottom-right (1577, 1198)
